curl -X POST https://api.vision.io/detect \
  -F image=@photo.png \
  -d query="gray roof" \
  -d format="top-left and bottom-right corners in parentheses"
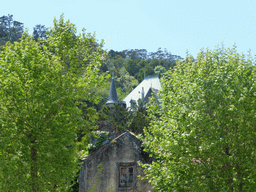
top-left (123, 76), bottom-right (161, 108)
top-left (106, 76), bottom-right (118, 105)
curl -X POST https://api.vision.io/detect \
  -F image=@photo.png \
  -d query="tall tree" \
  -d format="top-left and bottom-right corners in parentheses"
top-left (0, 14), bottom-right (106, 191)
top-left (140, 44), bottom-right (256, 191)
top-left (0, 14), bottom-right (24, 45)
top-left (33, 24), bottom-right (48, 41)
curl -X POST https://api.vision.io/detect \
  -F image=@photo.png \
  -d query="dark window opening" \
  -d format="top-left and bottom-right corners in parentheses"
top-left (119, 165), bottom-right (134, 187)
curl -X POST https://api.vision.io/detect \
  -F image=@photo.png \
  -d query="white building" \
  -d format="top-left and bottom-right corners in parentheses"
top-left (105, 75), bottom-right (161, 109)
top-left (123, 75), bottom-right (161, 109)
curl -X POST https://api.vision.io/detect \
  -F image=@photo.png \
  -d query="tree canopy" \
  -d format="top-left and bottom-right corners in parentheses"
top-left (0, 14), bottom-right (24, 47)
top-left (140, 44), bottom-right (256, 191)
top-left (0, 14), bottom-right (184, 111)
top-left (0, 14), bottom-right (106, 191)
top-left (33, 24), bottom-right (48, 41)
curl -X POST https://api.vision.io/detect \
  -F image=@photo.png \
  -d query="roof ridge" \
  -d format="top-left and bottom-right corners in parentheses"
top-left (80, 130), bottom-right (140, 162)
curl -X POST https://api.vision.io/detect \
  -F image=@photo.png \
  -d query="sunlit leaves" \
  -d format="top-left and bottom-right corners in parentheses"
top-left (140, 43), bottom-right (256, 191)
top-left (0, 14), bottom-right (106, 191)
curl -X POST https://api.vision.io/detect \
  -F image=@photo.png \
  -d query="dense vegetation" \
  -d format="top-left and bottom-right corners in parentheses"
top-left (0, 14), bottom-right (107, 191)
top-left (140, 45), bottom-right (256, 191)
top-left (2, 14), bottom-right (255, 192)
top-left (0, 14), bottom-right (182, 191)
top-left (0, 14), bottom-right (183, 109)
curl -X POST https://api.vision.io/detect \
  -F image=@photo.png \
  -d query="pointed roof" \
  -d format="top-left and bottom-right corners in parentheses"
top-left (106, 75), bottom-right (118, 105)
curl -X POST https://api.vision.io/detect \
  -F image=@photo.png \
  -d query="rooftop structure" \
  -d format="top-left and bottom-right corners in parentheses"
top-left (105, 75), bottom-right (119, 106)
top-left (123, 75), bottom-right (161, 109)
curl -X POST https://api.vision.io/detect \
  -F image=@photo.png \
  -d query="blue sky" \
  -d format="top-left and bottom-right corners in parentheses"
top-left (1, 0), bottom-right (256, 59)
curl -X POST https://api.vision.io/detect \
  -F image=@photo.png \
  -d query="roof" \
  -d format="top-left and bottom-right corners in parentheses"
top-left (80, 130), bottom-right (141, 162)
top-left (112, 130), bottom-right (139, 141)
top-left (123, 76), bottom-right (161, 108)
top-left (106, 76), bottom-right (118, 105)
top-left (80, 130), bottom-right (142, 162)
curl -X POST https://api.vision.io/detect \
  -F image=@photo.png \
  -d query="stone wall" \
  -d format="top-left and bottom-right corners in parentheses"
top-left (79, 131), bottom-right (155, 192)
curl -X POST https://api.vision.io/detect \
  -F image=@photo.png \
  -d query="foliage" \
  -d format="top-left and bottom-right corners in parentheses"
top-left (0, 14), bottom-right (106, 191)
top-left (102, 48), bottom-right (181, 82)
top-left (154, 65), bottom-right (166, 78)
top-left (95, 47), bottom-right (183, 109)
top-left (33, 24), bottom-right (48, 41)
top-left (127, 100), bottom-right (150, 135)
top-left (115, 71), bottom-right (138, 100)
top-left (84, 76), bottom-right (111, 111)
top-left (99, 104), bottom-right (129, 133)
top-left (140, 44), bottom-right (256, 191)
top-left (0, 14), bottom-right (184, 110)
top-left (0, 14), bottom-right (24, 46)
top-left (87, 131), bottom-right (110, 153)
top-left (99, 102), bottom-right (149, 135)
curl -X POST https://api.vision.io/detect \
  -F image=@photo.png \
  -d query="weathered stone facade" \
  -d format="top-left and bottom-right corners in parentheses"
top-left (79, 130), bottom-right (155, 192)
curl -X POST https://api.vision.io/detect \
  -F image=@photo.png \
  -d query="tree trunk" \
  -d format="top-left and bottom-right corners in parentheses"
top-left (31, 140), bottom-right (38, 191)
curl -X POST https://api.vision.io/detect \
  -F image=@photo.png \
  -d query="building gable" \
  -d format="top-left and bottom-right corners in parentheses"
top-left (79, 131), bottom-right (155, 192)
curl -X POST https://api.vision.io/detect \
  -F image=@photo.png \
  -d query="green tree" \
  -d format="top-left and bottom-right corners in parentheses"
top-left (140, 44), bottom-right (256, 191)
top-left (99, 100), bottom-right (149, 135)
top-left (96, 48), bottom-right (182, 109)
top-left (0, 14), bottom-right (106, 191)
top-left (154, 65), bottom-right (166, 77)
top-left (33, 24), bottom-right (48, 41)
top-left (116, 69), bottom-right (138, 100)
top-left (99, 104), bottom-right (129, 133)
top-left (127, 100), bottom-right (149, 135)
top-left (124, 57), bottom-right (138, 76)
top-left (0, 14), bottom-right (24, 46)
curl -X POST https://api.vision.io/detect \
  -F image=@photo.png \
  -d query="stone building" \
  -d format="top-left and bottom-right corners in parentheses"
top-left (79, 130), bottom-right (155, 192)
